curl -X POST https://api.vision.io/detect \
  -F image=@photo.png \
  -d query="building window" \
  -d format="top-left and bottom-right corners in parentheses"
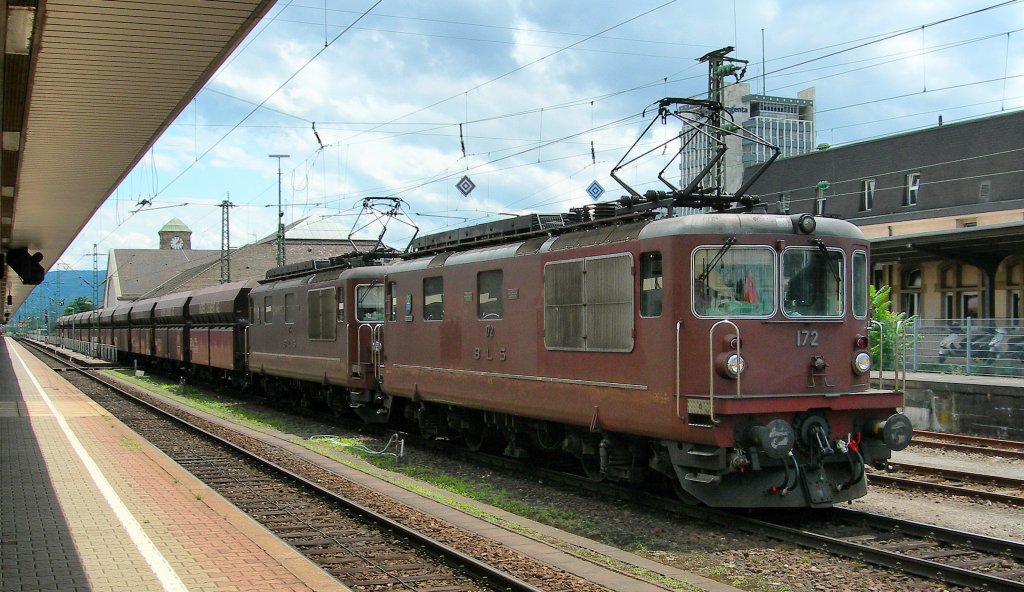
top-left (423, 276), bottom-right (444, 321)
top-left (861, 179), bottom-right (875, 212)
top-left (905, 172), bottom-right (920, 206)
top-left (477, 270), bottom-right (503, 320)
top-left (900, 268), bottom-right (921, 318)
top-left (1006, 259), bottom-right (1022, 325)
top-left (284, 292), bottom-right (295, 324)
top-left (939, 264), bottom-right (982, 318)
top-left (640, 252), bottom-right (663, 317)
top-left (778, 193), bottom-right (790, 214)
top-left (979, 180), bottom-right (991, 201)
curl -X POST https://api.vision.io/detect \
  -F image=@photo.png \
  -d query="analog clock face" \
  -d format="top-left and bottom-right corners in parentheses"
top-left (170, 236), bottom-right (184, 250)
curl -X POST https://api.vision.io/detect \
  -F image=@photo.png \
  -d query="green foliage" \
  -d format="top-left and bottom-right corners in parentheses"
top-left (63, 296), bottom-right (94, 315)
top-left (869, 285), bottom-right (913, 370)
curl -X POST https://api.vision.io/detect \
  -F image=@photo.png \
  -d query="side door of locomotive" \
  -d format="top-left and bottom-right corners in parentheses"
top-left (345, 280), bottom-right (385, 381)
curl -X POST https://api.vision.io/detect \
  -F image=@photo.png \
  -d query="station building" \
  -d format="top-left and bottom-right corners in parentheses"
top-left (103, 217), bottom-right (376, 307)
top-left (744, 109), bottom-right (1024, 322)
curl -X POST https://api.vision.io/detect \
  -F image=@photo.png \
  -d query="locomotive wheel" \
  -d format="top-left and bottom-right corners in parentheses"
top-left (580, 452), bottom-right (605, 482)
top-left (463, 423), bottom-right (495, 452)
top-left (669, 476), bottom-right (702, 506)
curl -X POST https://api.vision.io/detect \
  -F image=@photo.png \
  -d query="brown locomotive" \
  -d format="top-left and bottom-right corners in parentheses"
top-left (57, 96), bottom-right (912, 508)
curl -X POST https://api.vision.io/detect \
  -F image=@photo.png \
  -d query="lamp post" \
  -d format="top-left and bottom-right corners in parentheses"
top-left (269, 154), bottom-right (290, 267)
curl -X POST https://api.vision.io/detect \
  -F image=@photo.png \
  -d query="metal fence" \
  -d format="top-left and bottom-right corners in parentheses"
top-left (36, 334), bottom-right (119, 363)
top-left (898, 318), bottom-right (1024, 378)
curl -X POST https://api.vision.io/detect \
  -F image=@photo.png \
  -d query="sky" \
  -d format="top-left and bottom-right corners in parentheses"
top-left (55, 0), bottom-right (1024, 270)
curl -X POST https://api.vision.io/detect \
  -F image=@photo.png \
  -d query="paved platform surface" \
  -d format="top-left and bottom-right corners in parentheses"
top-left (0, 337), bottom-right (347, 592)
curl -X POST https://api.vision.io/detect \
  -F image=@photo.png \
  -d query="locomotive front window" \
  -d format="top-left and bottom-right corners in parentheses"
top-left (783, 247), bottom-right (845, 318)
top-left (356, 284), bottom-right (385, 322)
top-left (692, 247), bottom-right (776, 317)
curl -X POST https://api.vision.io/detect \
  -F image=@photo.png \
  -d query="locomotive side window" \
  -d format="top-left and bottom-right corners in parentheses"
top-left (387, 281), bottom-right (397, 322)
top-left (544, 254), bottom-right (633, 352)
top-left (853, 251), bottom-right (868, 319)
top-left (692, 247), bottom-right (776, 317)
top-left (423, 276), bottom-right (444, 321)
top-left (477, 270), bottom-right (503, 320)
top-left (337, 288), bottom-right (345, 322)
top-left (264, 295), bottom-right (273, 324)
top-left (284, 292), bottom-right (296, 324)
top-left (307, 287), bottom-right (336, 340)
top-left (782, 247), bottom-right (845, 318)
top-left (640, 252), bottom-right (662, 317)
top-left (356, 284), bottom-right (385, 322)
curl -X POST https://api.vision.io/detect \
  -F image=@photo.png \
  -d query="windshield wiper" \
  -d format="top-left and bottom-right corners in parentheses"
top-left (813, 239), bottom-right (842, 285)
top-left (696, 237), bottom-right (736, 283)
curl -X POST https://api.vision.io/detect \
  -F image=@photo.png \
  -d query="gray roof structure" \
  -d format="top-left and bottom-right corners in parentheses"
top-left (106, 248), bottom-right (220, 304)
top-left (136, 240), bottom-right (379, 300)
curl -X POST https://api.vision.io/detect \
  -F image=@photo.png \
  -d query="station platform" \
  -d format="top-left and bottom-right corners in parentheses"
top-left (0, 337), bottom-right (347, 592)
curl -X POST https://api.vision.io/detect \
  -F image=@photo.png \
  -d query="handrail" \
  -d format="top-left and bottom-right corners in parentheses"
top-left (356, 322), bottom-right (383, 378)
top-left (706, 319), bottom-right (741, 425)
top-left (871, 320), bottom-right (885, 390)
top-left (872, 319), bottom-right (908, 392)
top-left (675, 320), bottom-right (684, 419)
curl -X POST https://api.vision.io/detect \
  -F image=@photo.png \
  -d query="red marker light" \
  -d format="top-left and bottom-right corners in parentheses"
top-left (855, 335), bottom-right (868, 348)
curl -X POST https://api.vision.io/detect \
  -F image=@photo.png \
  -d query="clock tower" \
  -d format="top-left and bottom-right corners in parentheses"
top-left (158, 218), bottom-right (192, 250)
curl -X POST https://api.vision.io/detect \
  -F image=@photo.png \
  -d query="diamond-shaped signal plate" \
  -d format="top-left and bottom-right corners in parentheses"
top-left (456, 175), bottom-right (476, 196)
top-left (586, 180), bottom-right (605, 201)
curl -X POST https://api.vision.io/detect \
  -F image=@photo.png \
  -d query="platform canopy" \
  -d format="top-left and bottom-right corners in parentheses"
top-left (1, 0), bottom-right (276, 318)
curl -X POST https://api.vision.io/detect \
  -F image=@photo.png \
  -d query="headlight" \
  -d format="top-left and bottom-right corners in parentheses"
top-left (725, 354), bottom-right (746, 377)
top-left (853, 352), bottom-right (871, 374)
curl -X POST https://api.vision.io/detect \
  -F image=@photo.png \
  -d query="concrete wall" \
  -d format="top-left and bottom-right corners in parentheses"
top-left (903, 377), bottom-right (1023, 440)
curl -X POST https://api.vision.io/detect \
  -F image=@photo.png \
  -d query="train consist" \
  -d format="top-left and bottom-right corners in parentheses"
top-left (57, 97), bottom-right (912, 508)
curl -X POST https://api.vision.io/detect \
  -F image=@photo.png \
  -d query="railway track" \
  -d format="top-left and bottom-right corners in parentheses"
top-left (27, 339), bottom-right (1024, 591)
top-left (912, 429), bottom-right (1024, 460)
top-left (21, 340), bottom-right (559, 592)
top-left (434, 441), bottom-right (1024, 591)
top-left (869, 461), bottom-right (1024, 506)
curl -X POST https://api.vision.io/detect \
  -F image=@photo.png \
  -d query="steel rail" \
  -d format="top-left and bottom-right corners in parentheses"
top-left (430, 439), bottom-right (1024, 592)
top-left (869, 472), bottom-right (1024, 506)
top-left (20, 339), bottom-right (545, 592)
top-left (914, 430), bottom-right (1024, 451)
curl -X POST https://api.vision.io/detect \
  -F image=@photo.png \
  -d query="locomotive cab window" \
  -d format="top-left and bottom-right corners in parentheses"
top-left (783, 247), bottom-right (845, 318)
top-left (477, 270), bottom-right (503, 320)
top-left (853, 251), bottom-right (868, 319)
top-left (356, 284), bottom-right (385, 322)
top-left (424, 276), bottom-right (444, 321)
top-left (640, 252), bottom-right (662, 317)
top-left (284, 293), bottom-right (296, 324)
top-left (307, 287), bottom-right (337, 340)
top-left (387, 281), bottom-right (397, 322)
top-left (336, 288), bottom-right (345, 322)
top-left (693, 246), bottom-right (775, 317)
top-left (264, 295), bottom-right (273, 324)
